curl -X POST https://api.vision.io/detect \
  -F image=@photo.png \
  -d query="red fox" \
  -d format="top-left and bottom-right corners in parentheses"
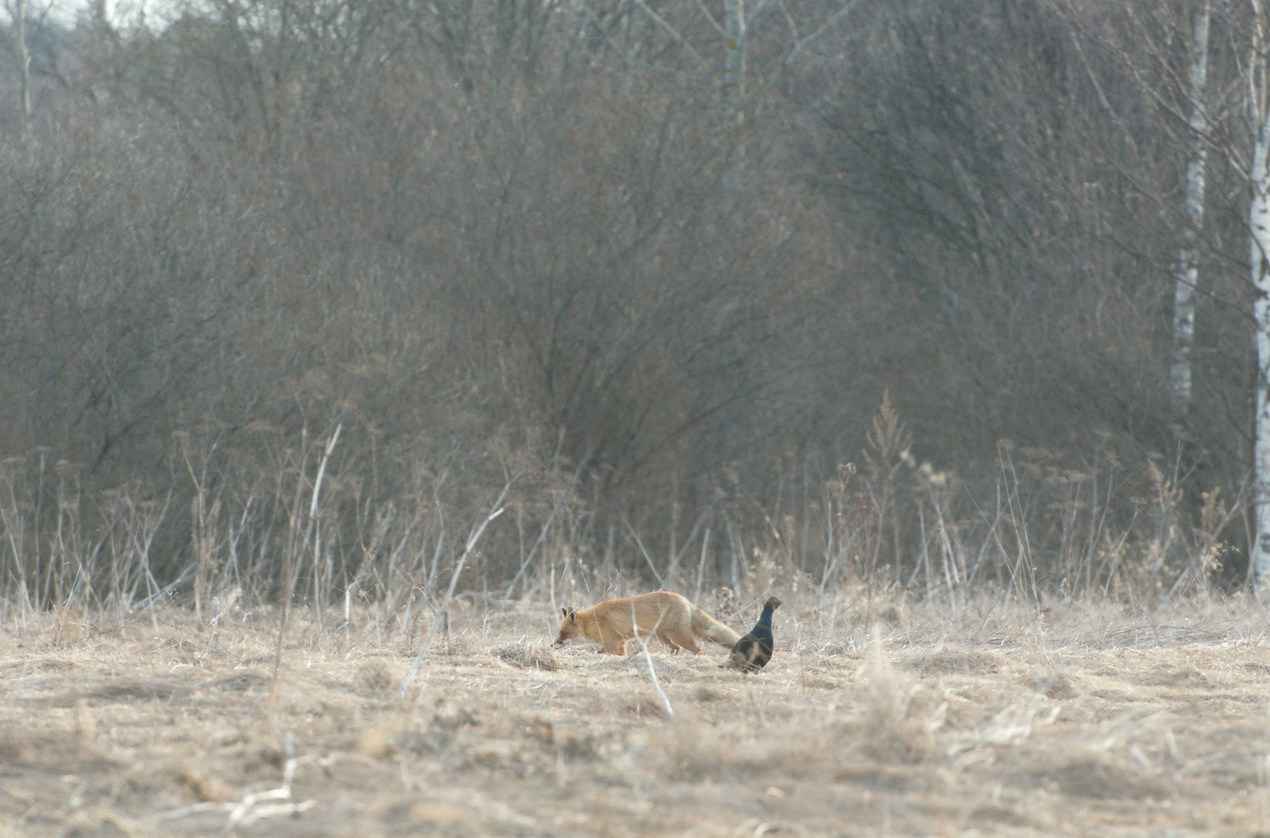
top-left (553, 591), bottom-right (741, 655)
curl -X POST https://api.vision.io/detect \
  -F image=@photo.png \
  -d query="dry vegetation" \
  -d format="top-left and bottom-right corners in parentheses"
top-left (4, 592), bottom-right (1270, 837)
top-left (6, 3), bottom-right (1270, 833)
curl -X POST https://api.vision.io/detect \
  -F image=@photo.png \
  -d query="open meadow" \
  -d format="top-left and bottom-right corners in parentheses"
top-left (9, 2), bottom-right (1270, 835)
top-left (4, 591), bottom-right (1270, 837)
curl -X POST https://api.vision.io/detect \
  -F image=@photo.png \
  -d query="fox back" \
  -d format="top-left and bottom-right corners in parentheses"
top-left (553, 591), bottom-right (738, 654)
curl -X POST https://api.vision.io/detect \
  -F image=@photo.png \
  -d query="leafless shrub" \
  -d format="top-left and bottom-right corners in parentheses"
top-left (0, 0), bottom-right (1254, 613)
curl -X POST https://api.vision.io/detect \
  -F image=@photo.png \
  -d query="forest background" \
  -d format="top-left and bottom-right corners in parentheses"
top-left (0, 0), bottom-right (1258, 611)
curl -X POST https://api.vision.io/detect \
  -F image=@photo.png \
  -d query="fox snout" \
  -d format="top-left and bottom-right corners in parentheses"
top-left (554, 607), bottom-right (579, 648)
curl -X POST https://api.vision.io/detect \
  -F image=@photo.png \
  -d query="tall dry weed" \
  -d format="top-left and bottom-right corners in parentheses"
top-left (855, 630), bottom-right (946, 764)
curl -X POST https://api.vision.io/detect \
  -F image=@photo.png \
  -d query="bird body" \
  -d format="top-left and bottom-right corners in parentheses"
top-left (726, 596), bottom-right (782, 672)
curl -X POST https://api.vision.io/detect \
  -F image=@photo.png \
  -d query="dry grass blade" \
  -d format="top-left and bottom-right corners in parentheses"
top-left (491, 644), bottom-right (562, 671)
top-left (400, 476), bottom-right (517, 696)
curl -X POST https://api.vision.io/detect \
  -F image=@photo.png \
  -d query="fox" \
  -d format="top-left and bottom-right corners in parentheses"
top-left (553, 591), bottom-right (741, 655)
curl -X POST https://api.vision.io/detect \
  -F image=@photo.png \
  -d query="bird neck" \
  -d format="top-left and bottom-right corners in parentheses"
top-left (756, 605), bottom-right (776, 630)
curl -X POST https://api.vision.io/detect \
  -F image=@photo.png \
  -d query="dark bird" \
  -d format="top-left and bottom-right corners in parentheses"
top-left (725, 596), bottom-right (782, 672)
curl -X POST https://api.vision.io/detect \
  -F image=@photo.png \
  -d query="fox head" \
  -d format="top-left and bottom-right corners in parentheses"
top-left (553, 607), bottom-right (579, 647)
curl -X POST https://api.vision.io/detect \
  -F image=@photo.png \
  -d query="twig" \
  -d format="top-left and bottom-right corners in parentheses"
top-left (400, 477), bottom-right (517, 696)
top-left (308, 423), bottom-right (343, 617)
top-left (224, 747), bottom-right (316, 830)
top-left (628, 601), bottom-right (674, 719)
top-left (127, 562), bottom-right (194, 615)
top-left (503, 506), bottom-right (560, 599)
top-left (272, 424), bottom-right (341, 700)
top-left (622, 516), bottom-right (666, 589)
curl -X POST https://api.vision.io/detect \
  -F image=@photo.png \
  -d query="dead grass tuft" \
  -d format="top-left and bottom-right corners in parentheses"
top-left (47, 678), bottom-right (186, 707)
top-left (619, 694), bottom-right (672, 719)
top-left (848, 606), bottom-right (905, 630)
top-left (59, 808), bottom-right (135, 838)
top-left (558, 729), bottom-right (610, 761)
top-left (911, 648), bottom-right (1007, 675)
top-left (204, 670), bottom-right (271, 693)
top-left (357, 714), bottom-right (421, 760)
top-left (1031, 670), bottom-right (1078, 699)
top-left (43, 605), bottom-right (95, 650)
top-left (128, 762), bottom-right (235, 803)
top-left (0, 729), bottom-right (119, 772)
top-left (691, 684), bottom-right (724, 701)
top-left (1133, 662), bottom-right (1211, 687)
top-left (491, 643), bottom-right (562, 671)
top-left (173, 766), bottom-right (234, 803)
top-left (877, 604), bottom-right (903, 626)
top-left (356, 658), bottom-right (396, 692)
top-left (430, 697), bottom-right (480, 732)
top-left (1027, 751), bottom-right (1165, 800)
top-left (647, 719), bottom-right (828, 782)
top-left (408, 802), bottom-right (484, 832)
top-left (73, 700), bottom-right (97, 744)
top-left (856, 637), bottom-right (946, 764)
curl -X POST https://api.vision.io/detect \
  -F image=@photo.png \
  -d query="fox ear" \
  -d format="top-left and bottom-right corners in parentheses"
top-left (562, 607), bottom-right (576, 622)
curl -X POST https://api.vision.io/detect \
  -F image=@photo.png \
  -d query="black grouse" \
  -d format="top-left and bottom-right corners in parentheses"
top-left (725, 596), bottom-right (782, 672)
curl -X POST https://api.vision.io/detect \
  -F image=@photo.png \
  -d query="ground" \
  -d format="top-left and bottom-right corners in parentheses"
top-left (2, 592), bottom-right (1270, 836)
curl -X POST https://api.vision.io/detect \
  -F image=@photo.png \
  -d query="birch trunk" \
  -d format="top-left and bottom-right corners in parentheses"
top-left (1170, 1), bottom-right (1211, 409)
top-left (721, 0), bottom-right (746, 130)
top-left (15, 0), bottom-right (31, 134)
top-left (721, 0), bottom-right (746, 194)
top-left (1251, 101), bottom-right (1270, 592)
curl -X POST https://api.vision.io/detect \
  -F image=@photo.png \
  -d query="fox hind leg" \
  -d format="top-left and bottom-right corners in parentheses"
top-left (663, 631), bottom-right (702, 654)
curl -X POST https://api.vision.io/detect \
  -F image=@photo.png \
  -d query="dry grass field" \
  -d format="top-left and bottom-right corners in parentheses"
top-left (4, 591), bottom-right (1270, 837)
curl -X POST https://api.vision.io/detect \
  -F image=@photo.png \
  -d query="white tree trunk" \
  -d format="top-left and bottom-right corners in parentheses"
top-left (1251, 100), bottom-right (1270, 592)
top-left (722, 0), bottom-right (746, 130)
top-left (1170, 1), bottom-right (1210, 409)
top-left (721, 0), bottom-right (746, 195)
top-left (15, 0), bottom-right (32, 133)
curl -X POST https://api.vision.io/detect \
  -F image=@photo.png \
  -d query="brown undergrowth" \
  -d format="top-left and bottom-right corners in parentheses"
top-left (2, 594), bottom-right (1270, 836)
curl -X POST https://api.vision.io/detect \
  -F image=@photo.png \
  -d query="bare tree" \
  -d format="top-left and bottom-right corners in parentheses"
top-left (13, 0), bottom-right (30, 129)
top-left (1171, 0), bottom-right (1212, 409)
top-left (1250, 0), bottom-right (1270, 591)
top-left (2, 0), bottom-right (59, 133)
